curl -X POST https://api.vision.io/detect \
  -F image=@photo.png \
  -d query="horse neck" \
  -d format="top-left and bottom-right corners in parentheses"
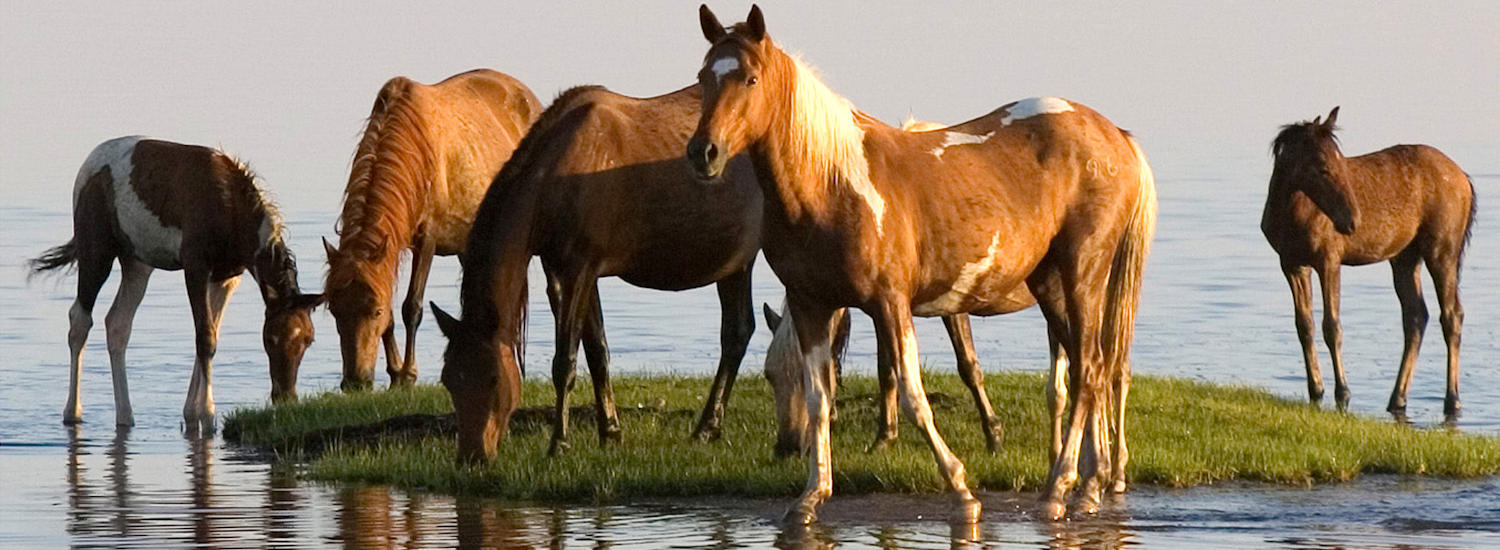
top-left (460, 189), bottom-right (539, 353)
top-left (752, 54), bottom-right (880, 231)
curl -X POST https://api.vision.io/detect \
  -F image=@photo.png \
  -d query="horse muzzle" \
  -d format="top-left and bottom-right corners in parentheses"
top-left (686, 136), bottom-right (726, 181)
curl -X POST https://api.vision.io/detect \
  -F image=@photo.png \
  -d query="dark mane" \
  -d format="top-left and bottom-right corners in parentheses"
top-left (1271, 119), bottom-right (1340, 159)
top-left (329, 77), bottom-right (436, 292)
top-left (456, 86), bottom-right (608, 369)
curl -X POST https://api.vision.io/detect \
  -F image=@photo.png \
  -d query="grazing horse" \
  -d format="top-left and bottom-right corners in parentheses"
top-left (323, 69), bottom-right (540, 391)
top-left (30, 136), bottom-right (323, 426)
top-left (686, 6), bottom-right (1155, 522)
top-left (430, 83), bottom-right (765, 461)
top-left (1262, 107), bottom-right (1474, 417)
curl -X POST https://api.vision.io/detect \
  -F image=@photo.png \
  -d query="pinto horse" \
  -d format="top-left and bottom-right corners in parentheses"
top-left (687, 6), bottom-right (1156, 522)
top-left (30, 136), bottom-right (323, 427)
top-left (1262, 107), bottom-right (1474, 417)
top-left (323, 69), bottom-right (540, 391)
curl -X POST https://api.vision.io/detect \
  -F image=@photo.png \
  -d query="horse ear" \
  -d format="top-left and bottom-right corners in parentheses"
top-left (1324, 106), bottom-right (1340, 129)
top-left (322, 237), bottom-right (339, 259)
top-left (431, 301), bottom-right (460, 337)
top-left (699, 4), bottom-right (726, 43)
top-left (1312, 115), bottom-right (1322, 126)
top-left (289, 292), bottom-right (325, 311)
top-left (763, 303), bottom-right (782, 331)
top-left (745, 4), bottom-right (766, 41)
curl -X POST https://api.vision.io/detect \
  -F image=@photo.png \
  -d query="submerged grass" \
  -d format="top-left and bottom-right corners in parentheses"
top-left (224, 373), bottom-right (1500, 501)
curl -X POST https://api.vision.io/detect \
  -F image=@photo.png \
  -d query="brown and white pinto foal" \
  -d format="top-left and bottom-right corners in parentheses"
top-left (687, 6), bottom-right (1156, 522)
top-left (324, 69), bottom-right (539, 391)
top-left (1262, 107), bottom-right (1474, 417)
top-left (31, 136), bottom-right (322, 427)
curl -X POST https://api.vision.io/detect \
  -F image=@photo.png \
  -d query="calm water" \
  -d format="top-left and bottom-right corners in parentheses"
top-left (4, 148), bottom-right (1500, 547)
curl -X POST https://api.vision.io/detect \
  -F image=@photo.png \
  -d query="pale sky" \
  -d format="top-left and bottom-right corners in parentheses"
top-left (3, 1), bottom-right (1498, 209)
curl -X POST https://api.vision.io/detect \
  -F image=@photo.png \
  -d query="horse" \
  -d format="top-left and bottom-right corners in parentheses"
top-left (1262, 107), bottom-right (1474, 418)
top-left (686, 6), bottom-right (1156, 522)
top-left (30, 136), bottom-right (324, 427)
top-left (323, 69), bottom-right (540, 391)
top-left (428, 83), bottom-right (763, 461)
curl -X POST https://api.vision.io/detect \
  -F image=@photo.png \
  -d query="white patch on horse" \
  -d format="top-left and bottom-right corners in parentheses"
top-left (930, 131), bottom-right (994, 158)
top-left (257, 217), bottom-right (275, 252)
top-left (913, 232), bottom-right (1004, 315)
top-left (1001, 97), bottom-right (1074, 126)
top-left (788, 56), bottom-right (886, 235)
top-left (708, 56), bottom-right (740, 83)
top-left (81, 137), bottom-right (184, 270)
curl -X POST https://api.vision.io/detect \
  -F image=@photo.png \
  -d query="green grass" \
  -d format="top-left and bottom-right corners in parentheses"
top-left (224, 372), bottom-right (1500, 501)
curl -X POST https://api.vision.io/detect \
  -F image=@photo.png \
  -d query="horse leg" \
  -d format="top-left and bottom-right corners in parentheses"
top-left (1282, 263), bottom-right (1324, 403)
top-left (395, 237), bottom-right (437, 386)
top-left (381, 314), bottom-right (401, 386)
top-left (1042, 259), bottom-right (1110, 521)
top-left (943, 314), bottom-right (1002, 453)
top-left (64, 251), bottom-right (114, 424)
top-left (545, 267), bottom-right (594, 456)
top-left (693, 269), bottom-right (755, 442)
top-left (782, 302), bottom-right (840, 525)
top-left (879, 300), bottom-right (979, 523)
top-left (183, 271), bottom-right (237, 424)
top-left (580, 288), bottom-right (621, 444)
top-left (1427, 252), bottom-right (1464, 418)
top-left (1386, 251), bottom-right (1427, 416)
top-left (104, 259), bottom-right (153, 427)
top-left (829, 308), bottom-right (850, 423)
top-left (1030, 267), bottom-right (1073, 463)
top-left (1110, 357), bottom-right (1132, 494)
top-left (869, 313), bottom-right (900, 453)
top-left (1314, 264), bottom-right (1350, 410)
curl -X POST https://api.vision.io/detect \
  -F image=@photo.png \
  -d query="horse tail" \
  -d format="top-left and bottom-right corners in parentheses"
top-left (28, 239), bottom-right (79, 281)
top-left (1102, 135), bottom-right (1157, 373)
top-left (1460, 174), bottom-right (1476, 276)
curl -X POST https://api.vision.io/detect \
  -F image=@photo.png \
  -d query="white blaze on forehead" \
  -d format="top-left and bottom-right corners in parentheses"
top-left (929, 131), bottom-right (995, 158)
top-left (1001, 97), bottom-right (1074, 126)
top-left (708, 56), bottom-right (740, 82)
top-left (913, 231), bottom-right (1005, 316)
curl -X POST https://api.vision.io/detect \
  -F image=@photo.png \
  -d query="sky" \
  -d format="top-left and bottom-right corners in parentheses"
top-left (3, 1), bottom-right (1498, 210)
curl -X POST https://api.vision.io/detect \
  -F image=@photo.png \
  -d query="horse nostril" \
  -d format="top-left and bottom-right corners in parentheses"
top-left (705, 143), bottom-right (718, 163)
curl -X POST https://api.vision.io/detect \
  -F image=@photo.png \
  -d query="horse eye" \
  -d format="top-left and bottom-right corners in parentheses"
top-left (747, 75), bottom-right (758, 86)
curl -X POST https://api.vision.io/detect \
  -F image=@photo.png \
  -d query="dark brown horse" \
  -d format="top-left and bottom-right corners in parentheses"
top-left (430, 84), bottom-right (765, 461)
top-left (687, 6), bottom-right (1156, 522)
top-left (31, 136), bottom-right (323, 427)
top-left (1262, 107), bottom-right (1474, 417)
top-left (324, 69), bottom-right (540, 391)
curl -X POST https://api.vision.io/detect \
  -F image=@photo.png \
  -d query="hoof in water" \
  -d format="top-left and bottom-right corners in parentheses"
top-left (1044, 498), bottom-right (1067, 522)
top-left (952, 493), bottom-right (981, 523)
top-left (783, 505), bottom-right (818, 525)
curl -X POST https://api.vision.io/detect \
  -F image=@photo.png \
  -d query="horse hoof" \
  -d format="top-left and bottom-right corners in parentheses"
top-left (547, 439), bottom-right (569, 457)
top-left (866, 436), bottom-right (896, 453)
top-left (690, 426), bottom-right (721, 443)
top-left (62, 411), bottom-right (82, 425)
top-left (783, 505), bottom-right (819, 525)
top-left (1111, 479), bottom-right (1128, 494)
top-left (952, 493), bottom-right (981, 523)
top-left (1043, 499), bottom-right (1068, 521)
top-left (116, 415), bottom-right (135, 427)
top-left (600, 428), bottom-right (623, 445)
top-left (984, 433), bottom-right (1003, 454)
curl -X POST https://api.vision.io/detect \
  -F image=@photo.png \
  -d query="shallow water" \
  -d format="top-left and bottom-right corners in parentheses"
top-left (4, 152), bottom-right (1500, 547)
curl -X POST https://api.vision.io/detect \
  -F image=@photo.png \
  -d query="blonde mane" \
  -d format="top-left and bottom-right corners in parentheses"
top-left (785, 55), bottom-right (886, 233)
top-left (329, 79), bottom-right (437, 293)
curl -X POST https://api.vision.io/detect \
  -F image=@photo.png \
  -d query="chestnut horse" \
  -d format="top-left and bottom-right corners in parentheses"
top-left (687, 6), bottom-right (1155, 522)
top-left (430, 83), bottom-right (763, 461)
top-left (30, 136), bottom-right (323, 427)
top-left (323, 69), bottom-right (540, 391)
top-left (1262, 107), bottom-right (1474, 417)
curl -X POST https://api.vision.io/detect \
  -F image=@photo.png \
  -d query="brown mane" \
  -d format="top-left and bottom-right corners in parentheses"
top-left (1271, 118), bottom-right (1340, 160)
top-left (328, 77), bottom-right (437, 297)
